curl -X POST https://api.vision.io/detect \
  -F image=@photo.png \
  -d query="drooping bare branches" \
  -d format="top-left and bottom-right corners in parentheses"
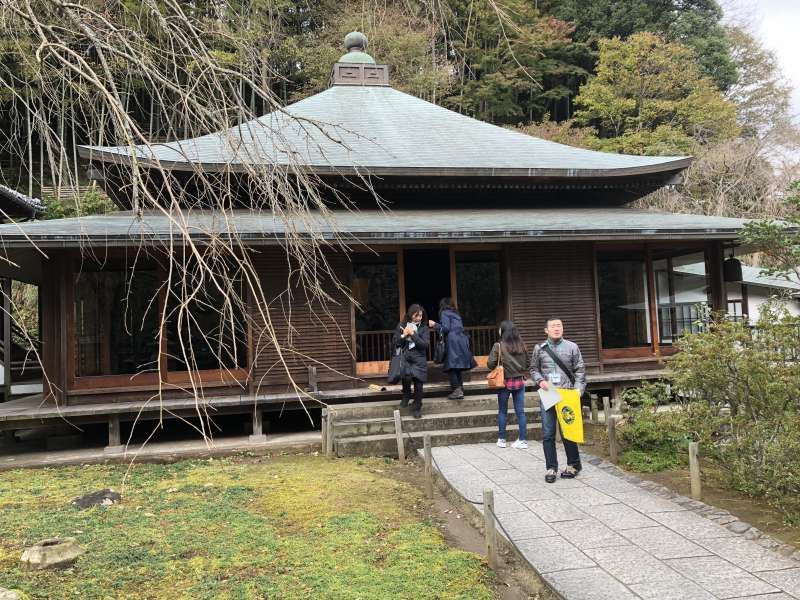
top-left (0, 0), bottom-right (379, 442)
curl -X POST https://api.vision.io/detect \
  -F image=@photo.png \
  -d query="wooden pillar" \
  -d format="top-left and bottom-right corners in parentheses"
top-left (104, 414), bottom-right (123, 454)
top-left (741, 284), bottom-right (750, 324)
top-left (307, 365), bottom-right (318, 393)
top-left (645, 245), bottom-right (660, 355)
top-left (249, 403), bottom-right (267, 443)
top-left (449, 246), bottom-right (458, 307)
top-left (2, 277), bottom-right (11, 402)
top-left (591, 243), bottom-right (604, 368)
top-left (666, 256), bottom-right (678, 340)
top-left (503, 244), bottom-right (513, 322)
top-left (397, 249), bottom-right (406, 320)
top-left (58, 261), bottom-right (70, 405)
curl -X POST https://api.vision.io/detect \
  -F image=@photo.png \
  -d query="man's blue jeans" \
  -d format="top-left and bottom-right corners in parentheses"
top-left (542, 405), bottom-right (581, 471)
top-left (497, 387), bottom-right (526, 441)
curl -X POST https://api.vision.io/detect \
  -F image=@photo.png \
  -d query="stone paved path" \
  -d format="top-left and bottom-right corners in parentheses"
top-left (432, 443), bottom-right (800, 600)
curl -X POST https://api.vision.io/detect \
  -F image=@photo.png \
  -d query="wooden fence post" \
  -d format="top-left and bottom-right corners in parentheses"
top-left (689, 442), bottom-right (702, 500)
top-left (424, 434), bottom-right (433, 500)
top-left (484, 489), bottom-right (498, 569)
top-left (325, 409), bottom-right (334, 457)
top-left (607, 416), bottom-right (618, 463)
top-left (603, 397), bottom-right (618, 462)
top-left (321, 408), bottom-right (328, 453)
top-left (590, 394), bottom-right (598, 424)
top-left (393, 409), bottom-right (405, 463)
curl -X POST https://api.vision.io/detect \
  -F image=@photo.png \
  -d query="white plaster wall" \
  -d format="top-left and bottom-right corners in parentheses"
top-left (746, 289), bottom-right (800, 324)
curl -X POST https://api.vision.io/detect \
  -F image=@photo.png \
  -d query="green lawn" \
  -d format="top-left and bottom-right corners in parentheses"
top-left (0, 455), bottom-right (493, 599)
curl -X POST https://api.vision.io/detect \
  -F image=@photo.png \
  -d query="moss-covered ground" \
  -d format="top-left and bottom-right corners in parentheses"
top-left (0, 455), bottom-right (493, 599)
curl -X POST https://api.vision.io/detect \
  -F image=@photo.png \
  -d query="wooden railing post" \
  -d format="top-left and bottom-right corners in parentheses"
top-left (484, 489), bottom-right (498, 569)
top-left (590, 394), bottom-right (598, 424)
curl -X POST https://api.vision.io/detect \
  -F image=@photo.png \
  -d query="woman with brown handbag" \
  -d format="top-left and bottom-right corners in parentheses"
top-left (487, 320), bottom-right (530, 448)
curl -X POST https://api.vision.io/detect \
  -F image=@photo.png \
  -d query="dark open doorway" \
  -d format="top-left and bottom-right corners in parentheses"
top-left (403, 249), bottom-right (451, 320)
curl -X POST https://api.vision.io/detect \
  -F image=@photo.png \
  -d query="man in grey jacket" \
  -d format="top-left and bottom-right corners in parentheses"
top-left (530, 318), bottom-right (586, 483)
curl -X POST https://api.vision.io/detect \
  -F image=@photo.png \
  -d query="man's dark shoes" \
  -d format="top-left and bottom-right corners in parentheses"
top-left (411, 402), bottom-right (422, 419)
top-left (400, 397), bottom-right (410, 408)
top-left (447, 387), bottom-right (464, 400)
top-left (561, 465), bottom-right (581, 479)
top-left (545, 469), bottom-right (557, 483)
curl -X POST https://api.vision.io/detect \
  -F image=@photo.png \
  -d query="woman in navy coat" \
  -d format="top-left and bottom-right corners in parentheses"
top-left (429, 297), bottom-right (476, 399)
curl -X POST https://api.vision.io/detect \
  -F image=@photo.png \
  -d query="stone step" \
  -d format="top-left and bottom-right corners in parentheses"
top-left (333, 407), bottom-right (541, 437)
top-left (334, 423), bottom-right (543, 457)
top-left (329, 393), bottom-right (541, 420)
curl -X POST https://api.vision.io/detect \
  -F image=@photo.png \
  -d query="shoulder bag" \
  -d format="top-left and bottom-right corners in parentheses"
top-left (387, 345), bottom-right (407, 384)
top-left (486, 343), bottom-right (505, 389)
top-left (433, 331), bottom-right (446, 365)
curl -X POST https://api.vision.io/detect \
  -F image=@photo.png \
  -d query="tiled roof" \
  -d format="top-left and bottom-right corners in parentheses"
top-left (0, 207), bottom-right (746, 247)
top-left (79, 85), bottom-right (691, 178)
top-left (0, 185), bottom-right (45, 220)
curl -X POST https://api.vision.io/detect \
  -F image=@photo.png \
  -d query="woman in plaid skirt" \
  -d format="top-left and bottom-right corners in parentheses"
top-left (486, 320), bottom-right (531, 449)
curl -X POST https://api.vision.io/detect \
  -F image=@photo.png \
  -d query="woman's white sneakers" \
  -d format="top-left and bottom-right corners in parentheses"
top-left (498, 439), bottom-right (528, 449)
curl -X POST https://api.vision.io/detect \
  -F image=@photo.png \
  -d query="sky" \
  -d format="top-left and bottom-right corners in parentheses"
top-left (724, 0), bottom-right (800, 120)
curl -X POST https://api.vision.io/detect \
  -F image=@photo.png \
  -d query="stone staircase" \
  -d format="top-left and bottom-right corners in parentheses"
top-left (328, 391), bottom-right (542, 457)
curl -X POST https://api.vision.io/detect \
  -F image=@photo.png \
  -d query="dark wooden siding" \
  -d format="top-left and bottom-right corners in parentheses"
top-left (250, 248), bottom-right (355, 392)
top-left (508, 242), bottom-right (600, 365)
top-left (39, 257), bottom-right (61, 403)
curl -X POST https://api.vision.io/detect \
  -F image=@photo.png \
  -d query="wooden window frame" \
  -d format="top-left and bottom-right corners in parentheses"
top-left (597, 241), bottom-right (716, 363)
top-left (68, 253), bottom-right (249, 393)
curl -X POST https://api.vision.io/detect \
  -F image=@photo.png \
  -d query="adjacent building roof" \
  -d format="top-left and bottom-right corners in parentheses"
top-left (0, 185), bottom-right (45, 221)
top-left (78, 34), bottom-right (690, 180)
top-left (0, 207), bottom-right (747, 248)
top-left (678, 262), bottom-right (800, 292)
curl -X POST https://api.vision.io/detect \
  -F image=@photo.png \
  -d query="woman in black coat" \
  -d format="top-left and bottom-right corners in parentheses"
top-left (429, 297), bottom-right (476, 400)
top-left (393, 303), bottom-right (429, 418)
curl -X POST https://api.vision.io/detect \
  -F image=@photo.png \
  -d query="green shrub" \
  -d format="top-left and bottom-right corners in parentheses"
top-left (620, 380), bottom-right (671, 408)
top-left (671, 303), bottom-right (800, 420)
top-left (711, 414), bottom-right (800, 523)
top-left (618, 400), bottom-right (720, 473)
top-left (620, 448), bottom-right (682, 472)
top-left (44, 187), bottom-right (117, 219)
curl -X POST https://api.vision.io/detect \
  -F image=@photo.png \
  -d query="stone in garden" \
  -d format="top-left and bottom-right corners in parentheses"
top-left (0, 588), bottom-right (22, 600)
top-left (727, 521), bottom-right (751, 534)
top-left (71, 489), bottom-right (121, 509)
top-left (713, 515), bottom-right (738, 526)
top-left (20, 538), bottom-right (85, 570)
top-left (744, 527), bottom-right (761, 540)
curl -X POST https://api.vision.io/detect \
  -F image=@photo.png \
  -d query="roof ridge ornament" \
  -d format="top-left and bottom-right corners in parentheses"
top-left (330, 32), bottom-right (390, 87)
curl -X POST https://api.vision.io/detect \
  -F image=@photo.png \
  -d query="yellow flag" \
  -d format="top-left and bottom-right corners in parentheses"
top-left (555, 388), bottom-right (584, 444)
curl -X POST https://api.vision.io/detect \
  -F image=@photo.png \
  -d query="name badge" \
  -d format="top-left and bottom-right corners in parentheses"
top-left (549, 372), bottom-right (562, 385)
